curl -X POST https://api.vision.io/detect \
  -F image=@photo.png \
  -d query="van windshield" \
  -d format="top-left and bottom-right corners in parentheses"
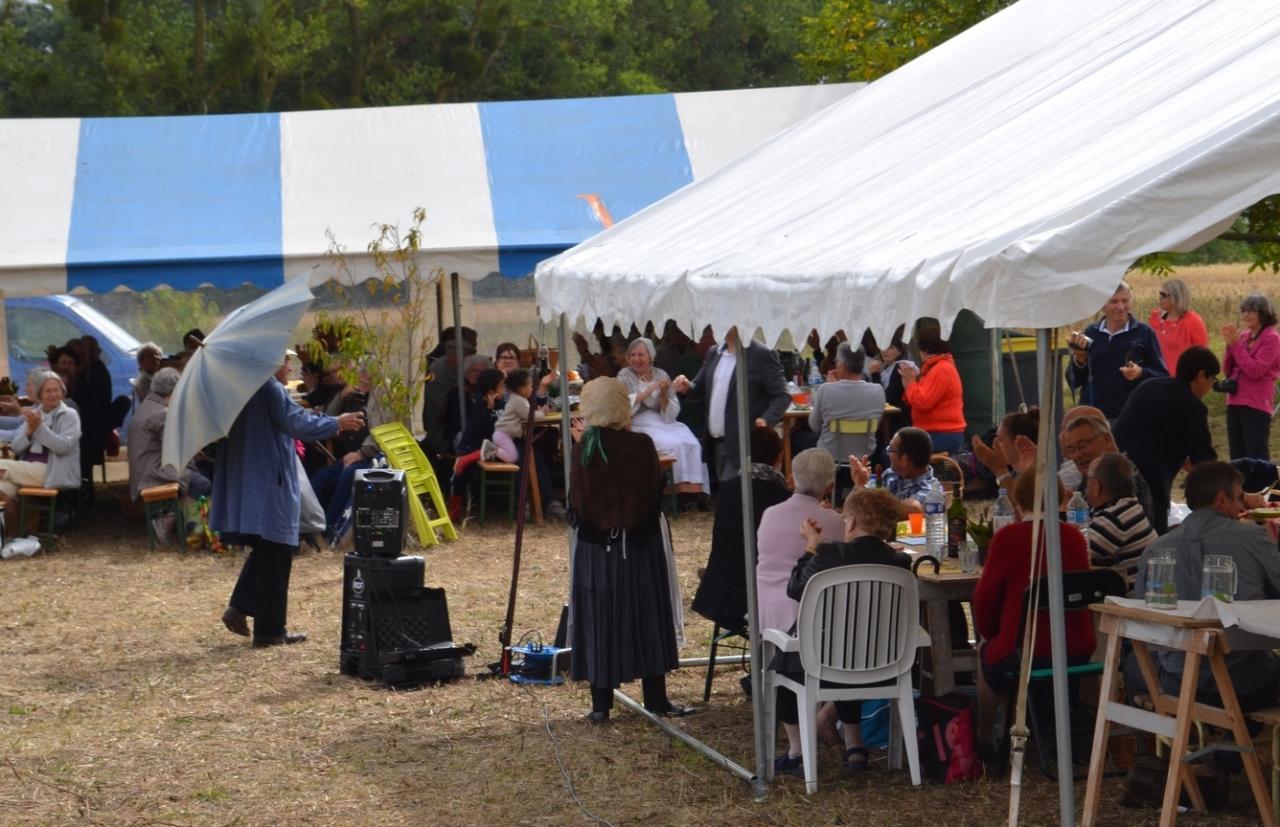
top-left (65, 298), bottom-right (142, 355)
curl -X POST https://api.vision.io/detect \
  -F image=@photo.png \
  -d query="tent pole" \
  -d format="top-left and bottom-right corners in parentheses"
top-left (558, 314), bottom-right (572, 499)
top-left (451, 272), bottom-right (466, 431)
top-left (990, 327), bottom-right (1004, 423)
top-left (732, 328), bottom-right (769, 800)
top-left (1038, 329), bottom-right (1075, 826)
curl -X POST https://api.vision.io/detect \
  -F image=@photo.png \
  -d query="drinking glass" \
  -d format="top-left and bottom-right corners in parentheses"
top-left (1144, 553), bottom-right (1178, 610)
top-left (1201, 555), bottom-right (1237, 602)
top-left (958, 538), bottom-right (979, 573)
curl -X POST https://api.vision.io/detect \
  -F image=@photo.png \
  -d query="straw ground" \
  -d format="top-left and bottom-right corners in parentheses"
top-left (1, 486), bottom-right (1270, 826)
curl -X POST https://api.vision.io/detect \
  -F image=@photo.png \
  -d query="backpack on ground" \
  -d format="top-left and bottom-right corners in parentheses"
top-left (916, 692), bottom-right (983, 783)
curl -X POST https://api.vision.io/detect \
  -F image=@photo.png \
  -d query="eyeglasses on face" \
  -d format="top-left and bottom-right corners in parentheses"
top-left (1158, 291), bottom-right (1170, 298)
top-left (1064, 432), bottom-right (1103, 454)
top-left (885, 445), bottom-right (901, 454)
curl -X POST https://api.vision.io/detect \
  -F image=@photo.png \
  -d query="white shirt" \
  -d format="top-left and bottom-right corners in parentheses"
top-left (706, 345), bottom-right (738, 439)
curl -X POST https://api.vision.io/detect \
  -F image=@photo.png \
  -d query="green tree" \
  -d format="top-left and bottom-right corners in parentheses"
top-left (797, 0), bottom-right (1012, 82)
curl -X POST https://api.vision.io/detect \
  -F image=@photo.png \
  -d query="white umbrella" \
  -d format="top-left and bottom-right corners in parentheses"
top-left (162, 276), bottom-right (316, 469)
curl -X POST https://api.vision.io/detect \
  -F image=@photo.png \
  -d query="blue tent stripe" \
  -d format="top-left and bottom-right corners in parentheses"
top-left (66, 113), bottom-right (284, 292)
top-left (478, 94), bottom-right (694, 278)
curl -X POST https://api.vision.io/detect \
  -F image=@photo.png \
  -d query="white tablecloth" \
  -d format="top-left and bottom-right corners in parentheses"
top-left (1105, 596), bottom-right (1280, 646)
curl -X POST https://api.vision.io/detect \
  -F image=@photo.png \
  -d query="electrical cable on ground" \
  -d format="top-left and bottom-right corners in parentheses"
top-left (519, 684), bottom-right (617, 827)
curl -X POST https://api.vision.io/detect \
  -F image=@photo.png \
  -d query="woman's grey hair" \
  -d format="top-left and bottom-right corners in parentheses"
top-left (462, 354), bottom-right (491, 372)
top-left (1240, 292), bottom-right (1278, 329)
top-left (36, 370), bottom-right (65, 397)
top-left (1160, 278), bottom-right (1191, 316)
top-left (791, 448), bottom-right (836, 498)
top-left (151, 367), bottom-right (181, 398)
top-left (26, 367), bottom-right (46, 393)
top-left (626, 337), bottom-right (656, 361)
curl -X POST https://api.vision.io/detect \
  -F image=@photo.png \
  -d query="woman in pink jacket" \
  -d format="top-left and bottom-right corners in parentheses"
top-left (1222, 293), bottom-right (1280, 460)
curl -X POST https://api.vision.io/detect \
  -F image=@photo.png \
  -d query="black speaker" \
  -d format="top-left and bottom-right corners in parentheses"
top-left (340, 554), bottom-right (470, 687)
top-left (352, 468), bottom-right (406, 557)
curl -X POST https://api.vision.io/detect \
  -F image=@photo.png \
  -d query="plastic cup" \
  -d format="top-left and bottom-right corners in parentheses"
top-left (908, 512), bottom-right (924, 536)
top-left (959, 540), bottom-right (979, 573)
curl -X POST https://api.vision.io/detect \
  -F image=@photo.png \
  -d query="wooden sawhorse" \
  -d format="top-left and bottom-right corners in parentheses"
top-left (1082, 601), bottom-right (1276, 827)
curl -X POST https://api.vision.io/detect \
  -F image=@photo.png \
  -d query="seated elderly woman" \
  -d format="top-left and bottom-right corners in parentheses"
top-left (616, 337), bottom-right (709, 496)
top-left (972, 470), bottom-right (1094, 770)
top-left (771, 487), bottom-right (911, 776)
top-left (128, 367), bottom-right (212, 501)
top-left (756, 448), bottom-right (845, 635)
top-left (0, 370), bottom-right (82, 528)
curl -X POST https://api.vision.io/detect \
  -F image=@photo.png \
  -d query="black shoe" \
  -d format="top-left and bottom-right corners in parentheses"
top-left (221, 607), bottom-right (250, 637)
top-left (648, 702), bottom-right (696, 718)
top-left (584, 710), bottom-right (610, 723)
top-left (252, 631), bottom-right (308, 648)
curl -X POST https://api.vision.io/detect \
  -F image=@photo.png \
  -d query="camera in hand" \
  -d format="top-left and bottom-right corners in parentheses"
top-left (1213, 377), bottom-right (1238, 394)
top-left (1068, 331), bottom-right (1093, 351)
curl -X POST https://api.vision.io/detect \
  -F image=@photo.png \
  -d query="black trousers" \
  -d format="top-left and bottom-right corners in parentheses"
top-left (1227, 404), bottom-right (1272, 461)
top-left (228, 534), bottom-right (297, 640)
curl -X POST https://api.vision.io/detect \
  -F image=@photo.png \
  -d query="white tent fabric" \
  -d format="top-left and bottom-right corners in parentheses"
top-left (535, 0), bottom-right (1280, 344)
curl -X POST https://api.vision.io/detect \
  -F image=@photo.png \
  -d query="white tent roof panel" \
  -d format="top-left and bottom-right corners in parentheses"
top-left (535, 0), bottom-right (1280, 344)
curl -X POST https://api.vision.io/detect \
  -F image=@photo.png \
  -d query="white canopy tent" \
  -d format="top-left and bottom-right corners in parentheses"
top-left (535, 0), bottom-right (1280, 822)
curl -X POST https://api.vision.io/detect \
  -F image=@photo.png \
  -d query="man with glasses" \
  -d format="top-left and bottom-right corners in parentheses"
top-left (1112, 346), bottom-right (1219, 534)
top-left (1127, 461), bottom-right (1280, 716)
top-left (1062, 414), bottom-right (1156, 529)
top-left (848, 426), bottom-right (934, 513)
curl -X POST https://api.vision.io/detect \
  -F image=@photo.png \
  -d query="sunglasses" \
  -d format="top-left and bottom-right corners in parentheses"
top-left (1158, 291), bottom-right (1170, 298)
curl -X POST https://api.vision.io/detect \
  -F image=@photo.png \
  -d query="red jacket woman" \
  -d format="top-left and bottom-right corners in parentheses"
top-left (901, 320), bottom-right (966, 453)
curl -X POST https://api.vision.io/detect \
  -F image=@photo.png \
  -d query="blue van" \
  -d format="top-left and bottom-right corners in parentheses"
top-left (5, 295), bottom-right (142, 428)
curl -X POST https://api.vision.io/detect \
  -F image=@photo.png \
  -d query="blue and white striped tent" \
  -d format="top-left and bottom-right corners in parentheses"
top-left (0, 83), bottom-right (859, 296)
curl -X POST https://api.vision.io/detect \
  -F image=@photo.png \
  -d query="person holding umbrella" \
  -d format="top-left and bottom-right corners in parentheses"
top-left (217, 352), bottom-right (365, 646)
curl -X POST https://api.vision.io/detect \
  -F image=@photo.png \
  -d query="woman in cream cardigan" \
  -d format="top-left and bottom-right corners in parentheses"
top-left (0, 370), bottom-right (81, 528)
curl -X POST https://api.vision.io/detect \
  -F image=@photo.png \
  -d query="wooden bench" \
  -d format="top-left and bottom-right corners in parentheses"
top-left (18, 487), bottom-right (62, 547)
top-left (1252, 707), bottom-right (1280, 826)
top-left (140, 483), bottom-right (183, 549)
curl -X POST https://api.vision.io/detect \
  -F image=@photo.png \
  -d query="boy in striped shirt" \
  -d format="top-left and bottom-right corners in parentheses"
top-left (1085, 452), bottom-right (1157, 589)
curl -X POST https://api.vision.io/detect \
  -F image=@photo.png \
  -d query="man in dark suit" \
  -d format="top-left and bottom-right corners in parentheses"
top-left (1112, 346), bottom-right (1219, 534)
top-left (672, 328), bottom-right (790, 482)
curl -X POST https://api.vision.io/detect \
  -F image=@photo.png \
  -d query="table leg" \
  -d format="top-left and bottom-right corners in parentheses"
top-left (924, 598), bottom-right (955, 695)
top-left (1159, 651), bottom-right (1203, 827)
top-left (1207, 649), bottom-right (1278, 827)
top-left (1082, 629), bottom-right (1122, 827)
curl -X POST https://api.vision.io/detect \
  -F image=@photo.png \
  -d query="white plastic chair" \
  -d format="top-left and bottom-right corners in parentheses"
top-left (762, 563), bottom-right (929, 792)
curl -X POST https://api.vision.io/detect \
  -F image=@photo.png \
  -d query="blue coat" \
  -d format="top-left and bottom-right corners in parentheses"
top-left (211, 380), bottom-right (339, 546)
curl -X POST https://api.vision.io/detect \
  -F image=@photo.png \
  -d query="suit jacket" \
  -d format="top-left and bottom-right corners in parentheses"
top-left (685, 341), bottom-right (789, 473)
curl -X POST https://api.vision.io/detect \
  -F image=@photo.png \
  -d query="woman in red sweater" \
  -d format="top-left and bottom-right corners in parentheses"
top-left (1148, 278), bottom-right (1208, 375)
top-left (900, 319), bottom-right (966, 453)
top-left (972, 470), bottom-right (1094, 766)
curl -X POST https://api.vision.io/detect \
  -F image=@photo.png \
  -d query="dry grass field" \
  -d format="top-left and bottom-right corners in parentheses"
top-left (1, 479), bottom-right (1273, 827)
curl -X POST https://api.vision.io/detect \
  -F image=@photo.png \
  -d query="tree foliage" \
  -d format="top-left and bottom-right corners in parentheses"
top-left (797, 0), bottom-right (1012, 82)
top-left (0, 0), bottom-right (821, 116)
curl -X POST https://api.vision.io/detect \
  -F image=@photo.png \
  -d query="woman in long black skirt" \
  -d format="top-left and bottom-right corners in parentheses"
top-left (570, 376), bottom-right (692, 722)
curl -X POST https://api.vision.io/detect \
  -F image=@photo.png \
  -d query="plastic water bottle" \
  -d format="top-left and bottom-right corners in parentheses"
top-left (808, 359), bottom-right (823, 387)
top-left (866, 474), bottom-right (877, 490)
top-left (992, 488), bottom-right (1015, 535)
top-left (925, 480), bottom-right (946, 556)
top-left (1066, 490), bottom-right (1091, 546)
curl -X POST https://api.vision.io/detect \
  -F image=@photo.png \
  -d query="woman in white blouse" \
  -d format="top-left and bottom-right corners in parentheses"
top-left (616, 338), bottom-right (709, 495)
